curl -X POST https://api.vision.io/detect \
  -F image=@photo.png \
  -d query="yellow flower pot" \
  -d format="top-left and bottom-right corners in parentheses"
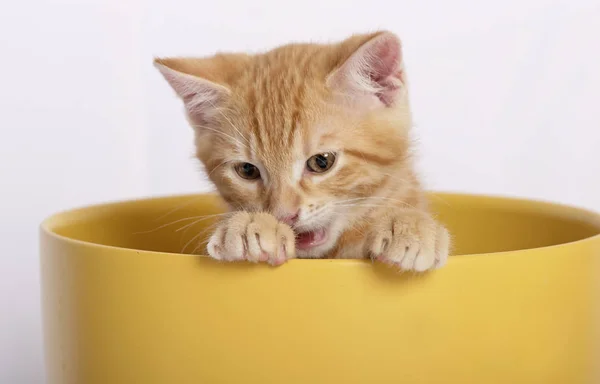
top-left (40, 193), bottom-right (600, 383)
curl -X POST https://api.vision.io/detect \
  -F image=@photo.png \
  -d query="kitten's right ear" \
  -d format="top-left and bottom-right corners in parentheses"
top-left (327, 31), bottom-right (405, 107)
top-left (154, 58), bottom-right (230, 125)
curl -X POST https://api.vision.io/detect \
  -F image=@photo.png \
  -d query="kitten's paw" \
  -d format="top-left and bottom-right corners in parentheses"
top-left (367, 210), bottom-right (450, 272)
top-left (207, 212), bottom-right (295, 266)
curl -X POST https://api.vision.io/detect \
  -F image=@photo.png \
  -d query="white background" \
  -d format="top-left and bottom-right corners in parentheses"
top-left (1, 0), bottom-right (599, 381)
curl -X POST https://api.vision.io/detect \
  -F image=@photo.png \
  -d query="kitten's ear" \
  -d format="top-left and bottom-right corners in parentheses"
top-left (327, 31), bottom-right (404, 107)
top-left (154, 58), bottom-right (231, 125)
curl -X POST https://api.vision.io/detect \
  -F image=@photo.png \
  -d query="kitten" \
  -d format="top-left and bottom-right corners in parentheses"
top-left (154, 31), bottom-right (450, 271)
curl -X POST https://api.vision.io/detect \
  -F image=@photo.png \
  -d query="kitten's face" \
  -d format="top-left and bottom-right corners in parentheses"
top-left (156, 31), bottom-right (414, 258)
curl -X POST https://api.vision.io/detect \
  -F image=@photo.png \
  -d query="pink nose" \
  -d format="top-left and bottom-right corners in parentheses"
top-left (279, 211), bottom-right (300, 226)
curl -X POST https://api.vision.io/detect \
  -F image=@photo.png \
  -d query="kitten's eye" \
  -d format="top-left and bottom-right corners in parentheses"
top-left (306, 152), bottom-right (336, 173)
top-left (234, 162), bottom-right (261, 180)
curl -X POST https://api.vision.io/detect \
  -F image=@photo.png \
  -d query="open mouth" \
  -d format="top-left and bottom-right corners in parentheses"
top-left (295, 228), bottom-right (328, 250)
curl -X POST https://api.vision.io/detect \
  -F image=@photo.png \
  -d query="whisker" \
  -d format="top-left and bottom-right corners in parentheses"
top-left (333, 196), bottom-right (414, 208)
top-left (189, 222), bottom-right (222, 254)
top-left (175, 212), bottom-right (233, 233)
top-left (207, 160), bottom-right (231, 178)
top-left (334, 200), bottom-right (416, 210)
top-left (334, 204), bottom-right (391, 208)
top-left (203, 99), bottom-right (249, 144)
top-left (152, 196), bottom-right (205, 222)
top-left (428, 193), bottom-right (452, 207)
top-left (210, 103), bottom-right (251, 146)
top-left (181, 225), bottom-right (215, 254)
top-left (192, 123), bottom-right (248, 150)
top-left (133, 212), bottom-right (231, 235)
top-left (191, 238), bottom-right (212, 255)
top-left (368, 197), bottom-right (418, 210)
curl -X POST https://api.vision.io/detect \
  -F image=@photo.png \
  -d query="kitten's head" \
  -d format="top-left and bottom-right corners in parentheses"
top-left (155, 31), bottom-right (416, 258)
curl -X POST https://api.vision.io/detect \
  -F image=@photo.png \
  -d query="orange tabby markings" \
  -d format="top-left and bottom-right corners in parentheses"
top-left (155, 31), bottom-right (452, 271)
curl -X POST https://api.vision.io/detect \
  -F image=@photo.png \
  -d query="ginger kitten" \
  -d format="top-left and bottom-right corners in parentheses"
top-left (155, 31), bottom-right (450, 271)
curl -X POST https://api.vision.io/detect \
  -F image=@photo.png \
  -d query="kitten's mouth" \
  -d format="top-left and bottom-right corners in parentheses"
top-left (295, 228), bottom-right (328, 250)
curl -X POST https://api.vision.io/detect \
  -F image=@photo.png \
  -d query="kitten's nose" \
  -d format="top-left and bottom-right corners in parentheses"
top-left (279, 210), bottom-right (299, 226)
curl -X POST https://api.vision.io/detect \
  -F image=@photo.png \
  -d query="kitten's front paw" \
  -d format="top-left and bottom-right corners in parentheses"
top-left (207, 212), bottom-right (295, 266)
top-left (367, 210), bottom-right (450, 272)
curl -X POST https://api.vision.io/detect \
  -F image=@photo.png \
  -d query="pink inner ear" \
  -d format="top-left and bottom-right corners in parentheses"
top-left (183, 87), bottom-right (224, 126)
top-left (155, 62), bottom-right (228, 125)
top-left (366, 36), bottom-right (403, 106)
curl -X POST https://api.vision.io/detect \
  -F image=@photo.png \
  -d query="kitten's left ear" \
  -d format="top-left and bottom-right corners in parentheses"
top-left (327, 31), bottom-right (405, 107)
top-left (153, 54), bottom-right (248, 127)
top-left (154, 59), bottom-right (232, 128)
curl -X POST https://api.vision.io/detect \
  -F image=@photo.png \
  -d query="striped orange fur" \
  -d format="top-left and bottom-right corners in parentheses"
top-left (155, 31), bottom-right (450, 271)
